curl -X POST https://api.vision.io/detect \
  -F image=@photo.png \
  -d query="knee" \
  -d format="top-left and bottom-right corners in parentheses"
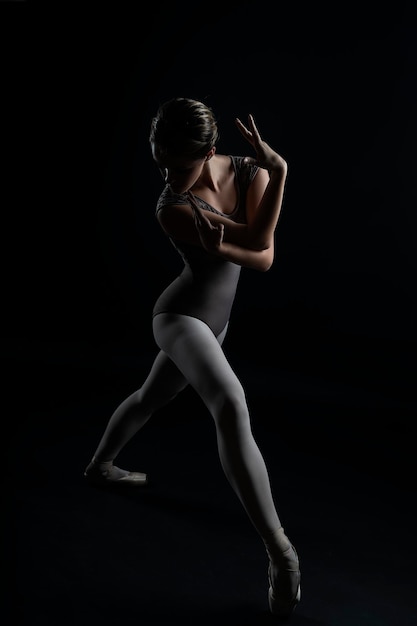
top-left (212, 391), bottom-right (250, 435)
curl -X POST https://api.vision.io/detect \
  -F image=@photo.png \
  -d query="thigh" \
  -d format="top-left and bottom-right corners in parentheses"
top-left (152, 313), bottom-right (243, 412)
top-left (141, 319), bottom-right (229, 410)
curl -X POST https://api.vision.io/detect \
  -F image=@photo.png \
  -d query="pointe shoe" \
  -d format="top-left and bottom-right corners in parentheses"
top-left (268, 545), bottom-right (301, 618)
top-left (84, 458), bottom-right (148, 487)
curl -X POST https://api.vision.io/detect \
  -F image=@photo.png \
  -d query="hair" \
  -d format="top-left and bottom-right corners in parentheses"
top-left (149, 97), bottom-right (219, 160)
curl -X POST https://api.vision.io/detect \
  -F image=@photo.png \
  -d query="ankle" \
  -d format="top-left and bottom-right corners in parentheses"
top-left (91, 457), bottom-right (114, 469)
top-left (264, 527), bottom-right (295, 564)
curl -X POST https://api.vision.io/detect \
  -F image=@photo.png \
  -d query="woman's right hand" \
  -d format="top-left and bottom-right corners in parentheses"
top-left (187, 191), bottom-right (225, 253)
top-left (235, 114), bottom-right (287, 174)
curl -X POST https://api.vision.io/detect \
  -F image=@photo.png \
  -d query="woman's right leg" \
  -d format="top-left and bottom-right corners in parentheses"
top-left (84, 324), bottom-right (229, 482)
top-left (91, 350), bottom-right (189, 464)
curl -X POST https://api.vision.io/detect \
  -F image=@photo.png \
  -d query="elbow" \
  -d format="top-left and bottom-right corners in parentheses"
top-left (243, 229), bottom-right (271, 251)
top-left (251, 238), bottom-right (270, 252)
top-left (254, 233), bottom-right (274, 252)
top-left (258, 248), bottom-right (274, 272)
top-left (259, 260), bottom-right (273, 272)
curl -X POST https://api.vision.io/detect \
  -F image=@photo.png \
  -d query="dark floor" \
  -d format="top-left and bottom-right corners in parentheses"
top-left (6, 355), bottom-right (417, 626)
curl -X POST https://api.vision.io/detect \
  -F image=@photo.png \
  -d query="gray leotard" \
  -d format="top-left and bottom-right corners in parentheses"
top-left (152, 156), bottom-right (259, 336)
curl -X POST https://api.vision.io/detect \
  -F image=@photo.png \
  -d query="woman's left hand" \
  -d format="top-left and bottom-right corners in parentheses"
top-left (235, 114), bottom-right (287, 173)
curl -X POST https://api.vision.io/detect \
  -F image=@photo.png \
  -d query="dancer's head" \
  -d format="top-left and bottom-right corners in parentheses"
top-left (150, 97), bottom-right (219, 193)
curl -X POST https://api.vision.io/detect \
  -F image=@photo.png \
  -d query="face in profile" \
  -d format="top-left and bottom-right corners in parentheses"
top-left (151, 142), bottom-right (207, 194)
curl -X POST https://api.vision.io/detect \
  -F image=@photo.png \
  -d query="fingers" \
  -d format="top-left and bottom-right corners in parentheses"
top-left (188, 191), bottom-right (207, 228)
top-left (188, 190), bottom-right (202, 215)
top-left (235, 117), bottom-right (249, 136)
top-left (235, 114), bottom-right (262, 146)
top-left (192, 209), bottom-right (202, 229)
top-left (247, 114), bottom-right (262, 142)
top-left (193, 209), bottom-right (202, 228)
top-left (187, 190), bottom-right (197, 205)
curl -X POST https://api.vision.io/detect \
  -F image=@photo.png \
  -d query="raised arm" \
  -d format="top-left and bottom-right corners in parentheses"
top-left (187, 115), bottom-right (288, 270)
top-left (156, 115), bottom-right (288, 272)
top-left (235, 114), bottom-right (288, 250)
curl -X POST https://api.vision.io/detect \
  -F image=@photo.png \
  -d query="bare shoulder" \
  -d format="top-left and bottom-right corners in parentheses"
top-left (211, 153), bottom-right (235, 181)
top-left (217, 153), bottom-right (234, 168)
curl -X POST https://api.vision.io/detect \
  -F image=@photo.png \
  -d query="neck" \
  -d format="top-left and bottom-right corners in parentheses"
top-left (193, 155), bottom-right (220, 192)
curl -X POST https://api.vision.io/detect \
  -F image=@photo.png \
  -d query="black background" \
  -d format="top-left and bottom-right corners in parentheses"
top-left (4, 1), bottom-right (416, 476)
top-left (3, 2), bottom-right (417, 625)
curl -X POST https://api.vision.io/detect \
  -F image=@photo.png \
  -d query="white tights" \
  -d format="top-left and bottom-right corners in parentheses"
top-left (93, 313), bottom-right (284, 546)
